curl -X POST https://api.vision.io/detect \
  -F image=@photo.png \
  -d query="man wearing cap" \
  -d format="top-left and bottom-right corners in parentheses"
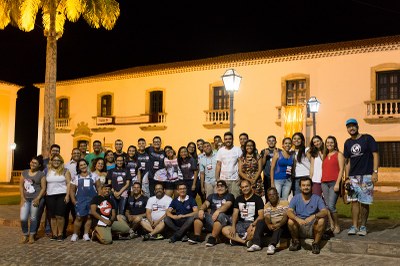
top-left (188, 180), bottom-right (235, 246)
top-left (344, 118), bottom-right (379, 236)
top-left (90, 184), bottom-right (132, 244)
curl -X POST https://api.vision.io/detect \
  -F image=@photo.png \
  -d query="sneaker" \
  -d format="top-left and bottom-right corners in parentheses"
top-left (151, 234), bottom-right (164, 240)
top-left (82, 234), bottom-right (90, 241)
top-left (142, 234), bottom-right (151, 241)
top-left (289, 240), bottom-right (301, 251)
top-left (266, 244), bottom-right (276, 255)
top-left (181, 235), bottom-right (189, 242)
top-left (357, 226), bottom-right (367, 236)
top-left (188, 236), bottom-right (201, 244)
top-left (129, 230), bottom-right (138, 239)
top-left (229, 239), bottom-right (239, 246)
top-left (347, 226), bottom-right (358, 235)
top-left (57, 236), bottom-right (64, 242)
top-left (169, 236), bottom-right (177, 243)
top-left (20, 236), bottom-right (29, 244)
top-left (312, 242), bottom-right (320, 254)
top-left (247, 244), bottom-right (261, 252)
top-left (205, 236), bottom-right (216, 247)
top-left (245, 240), bottom-right (253, 248)
top-left (50, 236), bottom-right (57, 241)
top-left (70, 234), bottom-right (78, 242)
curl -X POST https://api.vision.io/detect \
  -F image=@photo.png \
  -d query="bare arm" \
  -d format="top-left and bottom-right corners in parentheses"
top-left (19, 175), bottom-right (25, 205)
top-left (270, 152), bottom-right (279, 187)
top-left (215, 161), bottom-right (222, 181)
top-left (372, 152), bottom-right (379, 183)
top-left (309, 157), bottom-right (315, 179)
top-left (33, 175), bottom-right (47, 207)
top-left (334, 152), bottom-right (345, 192)
top-left (64, 171), bottom-right (71, 203)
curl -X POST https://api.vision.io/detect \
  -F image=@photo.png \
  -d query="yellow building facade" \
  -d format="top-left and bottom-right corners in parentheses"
top-left (4, 35), bottom-right (400, 183)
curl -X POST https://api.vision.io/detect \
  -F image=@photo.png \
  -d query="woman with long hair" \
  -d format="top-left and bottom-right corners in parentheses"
top-left (177, 146), bottom-right (198, 198)
top-left (126, 145), bottom-right (141, 184)
top-left (46, 154), bottom-right (71, 241)
top-left (238, 139), bottom-right (264, 199)
top-left (20, 156), bottom-right (46, 244)
top-left (321, 136), bottom-right (345, 234)
top-left (292, 132), bottom-right (311, 195)
top-left (104, 150), bottom-right (116, 171)
top-left (270, 138), bottom-right (294, 200)
top-left (309, 135), bottom-right (324, 196)
top-left (90, 157), bottom-right (107, 185)
top-left (70, 159), bottom-right (99, 241)
top-left (187, 142), bottom-right (203, 202)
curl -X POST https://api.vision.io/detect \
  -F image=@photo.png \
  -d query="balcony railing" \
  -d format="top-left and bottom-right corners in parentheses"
top-left (364, 100), bottom-right (400, 123)
top-left (55, 118), bottom-right (71, 131)
top-left (202, 109), bottom-right (231, 128)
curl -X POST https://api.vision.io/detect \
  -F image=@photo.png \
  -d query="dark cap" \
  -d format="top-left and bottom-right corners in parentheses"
top-left (102, 183), bottom-right (112, 188)
top-left (216, 180), bottom-right (227, 187)
top-left (345, 118), bottom-right (358, 126)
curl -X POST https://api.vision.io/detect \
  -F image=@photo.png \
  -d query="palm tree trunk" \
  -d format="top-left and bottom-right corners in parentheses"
top-left (42, 0), bottom-right (57, 157)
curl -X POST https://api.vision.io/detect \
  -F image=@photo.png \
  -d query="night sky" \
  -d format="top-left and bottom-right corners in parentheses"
top-left (1, 0), bottom-right (400, 85)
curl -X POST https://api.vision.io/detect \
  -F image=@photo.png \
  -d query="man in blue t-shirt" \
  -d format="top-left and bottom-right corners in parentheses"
top-left (343, 118), bottom-right (379, 236)
top-left (287, 177), bottom-right (327, 254)
top-left (165, 182), bottom-right (198, 243)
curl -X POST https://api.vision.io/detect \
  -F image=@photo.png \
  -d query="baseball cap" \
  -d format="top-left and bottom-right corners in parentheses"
top-left (345, 118), bottom-right (358, 126)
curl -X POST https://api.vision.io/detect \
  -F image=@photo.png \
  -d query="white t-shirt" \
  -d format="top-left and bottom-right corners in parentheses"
top-left (145, 195), bottom-right (172, 221)
top-left (216, 146), bottom-right (242, 181)
top-left (311, 156), bottom-right (322, 183)
top-left (294, 147), bottom-right (310, 177)
top-left (46, 169), bottom-right (67, 195)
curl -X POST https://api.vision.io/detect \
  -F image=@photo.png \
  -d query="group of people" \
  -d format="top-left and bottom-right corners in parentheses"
top-left (19, 118), bottom-right (379, 255)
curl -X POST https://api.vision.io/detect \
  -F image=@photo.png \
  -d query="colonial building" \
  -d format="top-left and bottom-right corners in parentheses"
top-left (2, 35), bottom-right (400, 183)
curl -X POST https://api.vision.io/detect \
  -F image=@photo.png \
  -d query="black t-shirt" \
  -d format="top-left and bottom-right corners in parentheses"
top-left (106, 168), bottom-right (131, 192)
top-left (148, 147), bottom-right (166, 179)
top-left (126, 195), bottom-right (148, 215)
top-left (233, 194), bottom-right (264, 222)
top-left (90, 195), bottom-right (116, 224)
top-left (126, 158), bottom-right (140, 180)
top-left (206, 193), bottom-right (235, 215)
top-left (179, 157), bottom-right (198, 180)
top-left (344, 134), bottom-right (378, 176)
top-left (137, 151), bottom-right (150, 175)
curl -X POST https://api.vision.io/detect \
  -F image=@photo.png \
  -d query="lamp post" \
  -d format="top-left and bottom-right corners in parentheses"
top-left (10, 143), bottom-right (16, 171)
top-left (222, 69), bottom-right (242, 134)
top-left (307, 96), bottom-right (321, 136)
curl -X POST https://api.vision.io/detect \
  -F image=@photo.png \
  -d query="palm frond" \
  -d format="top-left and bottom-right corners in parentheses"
top-left (64, 0), bottom-right (82, 22)
top-left (42, 2), bottom-right (66, 38)
top-left (82, 0), bottom-right (102, 29)
top-left (99, 0), bottom-right (119, 30)
top-left (19, 0), bottom-right (43, 32)
top-left (0, 0), bottom-right (11, 29)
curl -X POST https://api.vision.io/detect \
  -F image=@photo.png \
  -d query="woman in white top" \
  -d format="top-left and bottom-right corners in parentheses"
top-left (46, 154), bottom-right (71, 241)
top-left (292, 132), bottom-right (311, 195)
top-left (309, 135), bottom-right (324, 196)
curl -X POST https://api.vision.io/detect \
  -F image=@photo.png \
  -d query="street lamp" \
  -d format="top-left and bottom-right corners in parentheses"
top-left (222, 69), bottom-right (242, 134)
top-left (307, 96), bottom-right (321, 136)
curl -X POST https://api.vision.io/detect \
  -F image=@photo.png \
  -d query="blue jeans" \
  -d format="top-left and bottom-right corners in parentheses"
top-left (321, 181), bottom-right (339, 213)
top-left (20, 198), bottom-right (39, 235)
top-left (274, 178), bottom-right (292, 200)
top-left (112, 196), bottom-right (128, 215)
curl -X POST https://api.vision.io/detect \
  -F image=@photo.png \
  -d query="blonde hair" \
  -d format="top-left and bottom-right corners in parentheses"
top-left (48, 154), bottom-right (65, 175)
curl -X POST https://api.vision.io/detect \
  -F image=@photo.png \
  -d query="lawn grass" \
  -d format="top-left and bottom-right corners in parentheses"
top-left (336, 199), bottom-right (400, 220)
top-left (0, 195), bottom-right (20, 205)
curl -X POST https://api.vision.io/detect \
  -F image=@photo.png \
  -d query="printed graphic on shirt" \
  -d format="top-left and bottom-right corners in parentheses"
top-left (238, 202), bottom-right (256, 222)
top-left (98, 200), bottom-right (112, 217)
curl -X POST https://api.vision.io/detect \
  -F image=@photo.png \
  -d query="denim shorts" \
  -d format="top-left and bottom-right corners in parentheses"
top-left (347, 175), bottom-right (374, 205)
top-left (203, 212), bottom-right (231, 231)
top-left (236, 221), bottom-right (252, 238)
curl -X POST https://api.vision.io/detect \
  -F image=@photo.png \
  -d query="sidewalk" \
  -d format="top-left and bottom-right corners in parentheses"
top-left (1, 204), bottom-right (399, 258)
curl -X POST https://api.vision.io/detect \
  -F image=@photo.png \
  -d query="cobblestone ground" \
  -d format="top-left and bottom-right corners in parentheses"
top-left (1, 227), bottom-right (398, 266)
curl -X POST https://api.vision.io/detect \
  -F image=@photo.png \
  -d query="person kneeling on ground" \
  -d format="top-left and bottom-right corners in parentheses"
top-left (287, 177), bottom-right (328, 254)
top-left (188, 180), bottom-right (235, 246)
top-left (141, 182), bottom-right (172, 241)
top-left (124, 182), bottom-right (148, 238)
top-left (165, 182), bottom-right (198, 243)
top-left (222, 179), bottom-right (264, 247)
top-left (247, 187), bottom-right (289, 254)
top-left (90, 183), bottom-right (132, 244)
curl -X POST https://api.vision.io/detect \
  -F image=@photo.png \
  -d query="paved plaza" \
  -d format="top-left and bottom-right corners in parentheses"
top-left (0, 226), bottom-right (399, 266)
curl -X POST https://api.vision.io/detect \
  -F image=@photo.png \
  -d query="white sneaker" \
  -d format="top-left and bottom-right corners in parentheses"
top-left (70, 234), bottom-right (78, 242)
top-left (247, 244), bottom-right (261, 252)
top-left (266, 244), bottom-right (276, 255)
top-left (82, 234), bottom-right (90, 241)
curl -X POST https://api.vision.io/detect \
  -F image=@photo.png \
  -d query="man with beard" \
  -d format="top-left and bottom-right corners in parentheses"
top-left (287, 177), bottom-right (328, 254)
top-left (124, 182), bottom-right (148, 237)
top-left (222, 179), bottom-right (264, 247)
top-left (215, 132), bottom-right (243, 198)
top-left (90, 184), bottom-right (131, 244)
top-left (199, 142), bottom-right (218, 197)
top-left (343, 118), bottom-right (379, 236)
top-left (137, 138), bottom-right (151, 197)
top-left (141, 182), bottom-right (172, 240)
top-left (148, 136), bottom-right (166, 196)
top-left (113, 139), bottom-right (127, 162)
top-left (85, 140), bottom-right (105, 169)
top-left (188, 180), bottom-right (235, 246)
top-left (260, 135), bottom-right (279, 192)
